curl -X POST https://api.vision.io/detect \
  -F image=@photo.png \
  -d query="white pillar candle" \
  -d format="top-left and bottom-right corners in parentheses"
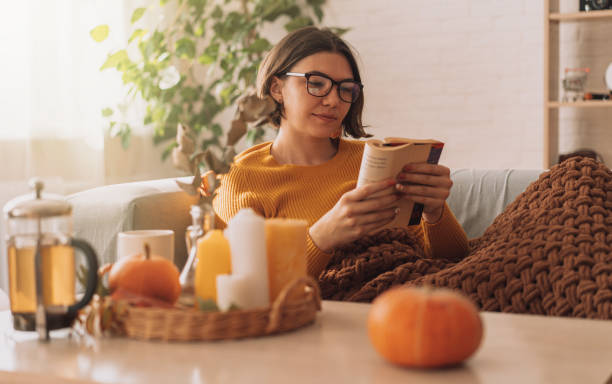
top-left (223, 208), bottom-right (270, 307)
top-left (216, 274), bottom-right (268, 311)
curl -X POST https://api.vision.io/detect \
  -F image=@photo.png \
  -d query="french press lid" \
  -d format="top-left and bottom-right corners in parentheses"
top-left (3, 179), bottom-right (71, 219)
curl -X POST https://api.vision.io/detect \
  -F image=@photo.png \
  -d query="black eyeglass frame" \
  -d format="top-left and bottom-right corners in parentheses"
top-left (283, 71), bottom-right (364, 103)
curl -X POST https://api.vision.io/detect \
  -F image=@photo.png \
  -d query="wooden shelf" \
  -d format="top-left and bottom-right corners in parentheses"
top-left (550, 9), bottom-right (612, 21)
top-left (543, 1), bottom-right (612, 168)
top-left (548, 100), bottom-right (612, 108)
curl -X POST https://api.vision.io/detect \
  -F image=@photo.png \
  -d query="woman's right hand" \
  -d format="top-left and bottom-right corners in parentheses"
top-left (309, 179), bottom-right (400, 252)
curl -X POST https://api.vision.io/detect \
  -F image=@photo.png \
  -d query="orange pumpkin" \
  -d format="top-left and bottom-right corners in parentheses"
top-left (368, 286), bottom-right (483, 368)
top-left (108, 243), bottom-right (181, 304)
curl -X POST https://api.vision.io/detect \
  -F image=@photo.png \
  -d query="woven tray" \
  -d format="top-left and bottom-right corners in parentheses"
top-left (117, 276), bottom-right (321, 341)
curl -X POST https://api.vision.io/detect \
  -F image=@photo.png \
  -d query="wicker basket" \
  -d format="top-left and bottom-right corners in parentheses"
top-left (117, 276), bottom-right (321, 341)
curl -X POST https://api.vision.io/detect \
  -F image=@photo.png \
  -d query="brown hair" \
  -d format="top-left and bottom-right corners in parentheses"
top-left (256, 26), bottom-right (369, 139)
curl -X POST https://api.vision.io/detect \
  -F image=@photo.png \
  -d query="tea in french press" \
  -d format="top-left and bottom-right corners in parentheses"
top-left (3, 179), bottom-right (99, 340)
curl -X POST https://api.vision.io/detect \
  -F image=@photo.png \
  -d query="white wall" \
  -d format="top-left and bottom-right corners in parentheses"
top-left (322, 0), bottom-right (544, 170)
top-left (323, 0), bottom-right (611, 170)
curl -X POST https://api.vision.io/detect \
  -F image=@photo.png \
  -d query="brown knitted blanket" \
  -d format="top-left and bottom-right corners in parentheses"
top-left (318, 157), bottom-right (612, 319)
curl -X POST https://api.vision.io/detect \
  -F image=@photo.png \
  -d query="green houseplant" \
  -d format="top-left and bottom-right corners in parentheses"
top-left (91, 0), bottom-right (347, 193)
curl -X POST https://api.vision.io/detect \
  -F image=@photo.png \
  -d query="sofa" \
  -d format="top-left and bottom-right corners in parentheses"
top-left (64, 168), bottom-right (543, 270)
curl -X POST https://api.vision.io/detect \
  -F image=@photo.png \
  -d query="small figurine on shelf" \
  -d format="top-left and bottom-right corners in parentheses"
top-left (562, 67), bottom-right (590, 102)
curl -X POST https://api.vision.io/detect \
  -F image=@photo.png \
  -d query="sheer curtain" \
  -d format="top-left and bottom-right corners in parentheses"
top-left (0, 0), bottom-right (183, 291)
top-left (0, 0), bottom-right (184, 192)
top-left (0, 0), bottom-right (132, 193)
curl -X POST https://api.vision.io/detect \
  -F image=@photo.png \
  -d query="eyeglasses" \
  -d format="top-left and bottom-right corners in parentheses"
top-left (284, 72), bottom-right (363, 103)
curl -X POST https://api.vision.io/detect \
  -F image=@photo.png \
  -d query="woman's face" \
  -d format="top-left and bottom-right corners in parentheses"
top-left (273, 52), bottom-right (354, 139)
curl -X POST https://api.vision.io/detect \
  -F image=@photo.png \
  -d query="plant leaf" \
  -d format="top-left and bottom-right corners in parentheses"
top-left (198, 54), bottom-right (215, 65)
top-left (175, 178), bottom-right (198, 195)
top-left (197, 297), bottom-right (219, 312)
top-left (162, 141), bottom-right (178, 161)
top-left (238, 92), bottom-right (276, 122)
top-left (284, 16), bottom-right (313, 32)
top-left (128, 28), bottom-right (147, 43)
top-left (246, 38), bottom-right (271, 54)
top-left (131, 7), bottom-right (146, 24)
top-left (203, 149), bottom-right (230, 174)
top-left (100, 50), bottom-right (129, 71)
top-left (211, 123), bottom-right (223, 137)
top-left (175, 38), bottom-right (196, 59)
top-left (246, 127), bottom-right (265, 146)
top-left (120, 124), bottom-right (132, 149)
top-left (176, 123), bottom-right (195, 154)
top-left (101, 107), bottom-right (113, 117)
top-left (194, 23), bottom-right (205, 37)
top-left (172, 146), bottom-right (193, 173)
top-left (330, 27), bottom-right (351, 36)
top-left (313, 5), bottom-right (323, 22)
top-left (90, 25), bottom-right (109, 42)
top-left (211, 5), bottom-right (223, 19)
top-left (306, 0), bottom-right (325, 5)
top-left (227, 119), bottom-right (247, 146)
top-left (189, 0), bottom-right (208, 16)
top-left (238, 65), bottom-right (257, 86)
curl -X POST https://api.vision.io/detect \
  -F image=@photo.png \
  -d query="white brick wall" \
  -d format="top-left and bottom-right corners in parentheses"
top-left (323, 0), bottom-right (611, 169)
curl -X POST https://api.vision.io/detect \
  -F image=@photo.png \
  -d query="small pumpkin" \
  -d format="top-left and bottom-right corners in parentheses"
top-left (108, 243), bottom-right (181, 304)
top-left (368, 286), bottom-right (483, 368)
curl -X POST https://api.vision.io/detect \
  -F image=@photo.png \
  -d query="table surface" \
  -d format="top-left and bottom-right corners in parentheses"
top-left (0, 301), bottom-right (611, 384)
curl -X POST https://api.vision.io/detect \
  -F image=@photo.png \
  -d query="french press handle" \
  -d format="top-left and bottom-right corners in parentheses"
top-left (67, 238), bottom-right (99, 316)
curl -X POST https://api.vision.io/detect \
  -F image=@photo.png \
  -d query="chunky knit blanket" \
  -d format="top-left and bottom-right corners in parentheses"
top-left (318, 157), bottom-right (612, 319)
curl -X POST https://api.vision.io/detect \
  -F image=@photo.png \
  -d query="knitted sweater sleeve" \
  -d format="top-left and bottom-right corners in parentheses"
top-left (306, 233), bottom-right (333, 279)
top-left (421, 202), bottom-right (470, 261)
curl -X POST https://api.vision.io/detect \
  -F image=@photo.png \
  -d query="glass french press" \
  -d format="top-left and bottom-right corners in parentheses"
top-left (3, 179), bottom-right (99, 340)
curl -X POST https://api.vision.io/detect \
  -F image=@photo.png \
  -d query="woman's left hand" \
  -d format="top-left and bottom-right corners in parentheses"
top-left (395, 163), bottom-right (453, 223)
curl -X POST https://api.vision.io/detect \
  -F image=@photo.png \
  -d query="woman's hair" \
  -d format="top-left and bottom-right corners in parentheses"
top-left (256, 26), bottom-right (369, 139)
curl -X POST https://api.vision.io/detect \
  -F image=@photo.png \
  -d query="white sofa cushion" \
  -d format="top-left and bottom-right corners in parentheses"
top-left (67, 177), bottom-right (198, 268)
top-left (448, 169), bottom-right (542, 238)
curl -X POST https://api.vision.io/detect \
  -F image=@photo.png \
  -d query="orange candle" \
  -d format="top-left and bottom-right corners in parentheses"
top-left (265, 218), bottom-right (307, 302)
top-left (195, 230), bottom-right (231, 303)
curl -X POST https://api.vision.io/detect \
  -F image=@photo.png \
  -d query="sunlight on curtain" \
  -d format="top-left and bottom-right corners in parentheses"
top-left (0, 0), bottom-right (128, 190)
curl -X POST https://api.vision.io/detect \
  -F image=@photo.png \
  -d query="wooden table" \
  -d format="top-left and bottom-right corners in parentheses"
top-left (0, 301), bottom-right (611, 384)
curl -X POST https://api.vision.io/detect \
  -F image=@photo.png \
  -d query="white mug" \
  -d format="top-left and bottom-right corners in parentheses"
top-left (117, 230), bottom-right (174, 263)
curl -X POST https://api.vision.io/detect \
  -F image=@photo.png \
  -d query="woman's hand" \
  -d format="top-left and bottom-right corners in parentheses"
top-left (309, 179), bottom-right (400, 252)
top-left (395, 163), bottom-right (452, 223)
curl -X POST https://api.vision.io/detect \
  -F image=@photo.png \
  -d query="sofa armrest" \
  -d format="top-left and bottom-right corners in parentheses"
top-left (448, 169), bottom-right (542, 239)
top-left (67, 177), bottom-right (198, 268)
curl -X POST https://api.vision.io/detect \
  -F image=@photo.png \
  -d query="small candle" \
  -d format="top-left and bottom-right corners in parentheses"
top-left (194, 230), bottom-right (231, 303)
top-left (265, 218), bottom-right (307, 301)
top-left (222, 208), bottom-right (270, 307)
top-left (216, 274), bottom-right (268, 311)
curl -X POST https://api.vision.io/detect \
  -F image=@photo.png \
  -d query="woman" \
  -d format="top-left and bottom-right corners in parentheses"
top-left (214, 26), bottom-right (469, 278)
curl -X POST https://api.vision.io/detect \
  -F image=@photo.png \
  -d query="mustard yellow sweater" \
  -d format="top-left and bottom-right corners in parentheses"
top-left (213, 139), bottom-right (469, 278)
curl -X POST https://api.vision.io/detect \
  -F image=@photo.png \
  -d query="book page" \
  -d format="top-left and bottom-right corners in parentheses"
top-left (356, 141), bottom-right (397, 187)
top-left (356, 138), bottom-right (444, 229)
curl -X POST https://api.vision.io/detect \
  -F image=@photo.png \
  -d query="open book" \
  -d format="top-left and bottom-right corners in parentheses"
top-left (356, 137), bottom-right (444, 227)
